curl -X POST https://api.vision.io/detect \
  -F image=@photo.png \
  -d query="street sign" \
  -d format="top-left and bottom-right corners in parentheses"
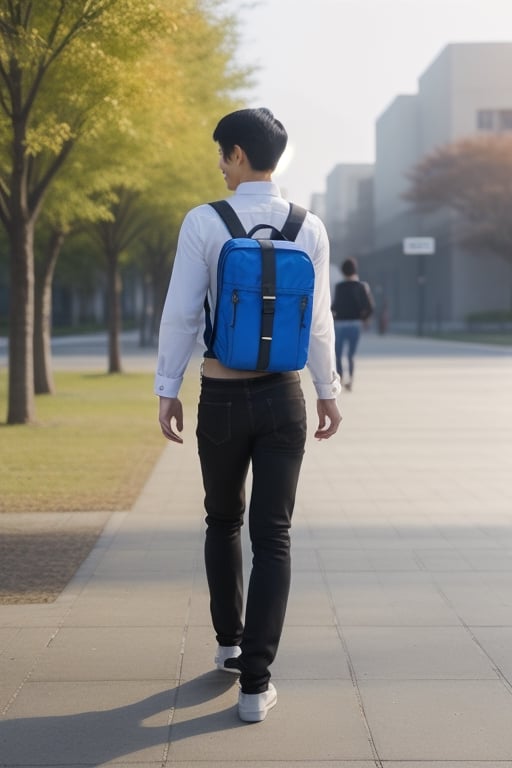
top-left (403, 237), bottom-right (436, 255)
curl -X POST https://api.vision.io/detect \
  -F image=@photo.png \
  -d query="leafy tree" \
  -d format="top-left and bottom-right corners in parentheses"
top-left (0, 0), bottom-right (163, 423)
top-left (33, 155), bottom-right (114, 394)
top-left (88, 187), bottom-right (149, 373)
top-left (405, 135), bottom-right (512, 267)
top-left (90, 1), bottom-right (247, 362)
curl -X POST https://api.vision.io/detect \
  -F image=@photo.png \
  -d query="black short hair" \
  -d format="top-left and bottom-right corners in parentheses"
top-left (341, 258), bottom-right (358, 277)
top-left (213, 108), bottom-right (288, 171)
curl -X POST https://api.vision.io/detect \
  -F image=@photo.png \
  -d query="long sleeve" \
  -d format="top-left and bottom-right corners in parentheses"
top-left (154, 211), bottom-right (210, 398)
top-left (305, 219), bottom-right (341, 399)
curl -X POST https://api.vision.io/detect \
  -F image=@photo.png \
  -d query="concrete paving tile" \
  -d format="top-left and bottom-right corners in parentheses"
top-left (320, 549), bottom-right (423, 572)
top-left (92, 548), bottom-right (201, 578)
top-left (360, 679), bottom-right (512, 761)
top-left (0, 602), bottom-right (73, 629)
top-left (0, 680), bottom-right (175, 765)
top-left (169, 679), bottom-right (375, 762)
top-left (343, 626), bottom-right (498, 680)
top-left (470, 627), bottom-right (512, 684)
top-left (434, 573), bottom-right (512, 625)
top-left (481, 571), bottom-right (512, 589)
top-left (143, 532), bottom-right (203, 552)
top-left (179, 626), bottom-right (229, 681)
top-left (344, 536), bottom-right (436, 553)
top-left (288, 544), bottom-right (320, 570)
top-left (187, 601), bottom-right (213, 632)
top-left (30, 627), bottom-right (185, 682)
top-left (441, 530), bottom-right (509, 549)
top-left (394, 536), bottom-right (456, 551)
top-left (165, 763), bottom-right (378, 768)
top-left (64, 583), bottom-right (192, 627)
top-left (491, 527), bottom-right (512, 543)
top-left (0, 627), bottom-right (19, 653)
top-left (285, 571), bottom-right (337, 626)
top-left (0, 672), bottom-right (30, 715)
top-left (461, 550), bottom-right (512, 571)
top-left (272, 625), bottom-right (351, 679)
top-left (100, 764), bottom-right (168, 768)
top-left (327, 572), bottom-right (461, 627)
top-left (319, 550), bottom-right (374, 572)
top-left (383, 763), bottom-right (512, 768)
top-left (414, 549), bottom-right (474, 571)
top-left (308, 531), bottom-right (375, 549)
top-left (111, 519), bottom-right (202, 544)
top-left (0, 628), bottom-right (61, 711)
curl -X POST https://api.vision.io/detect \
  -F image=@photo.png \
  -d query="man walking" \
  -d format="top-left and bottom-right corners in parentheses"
top-left (155, 108), bottom-right (341, 722)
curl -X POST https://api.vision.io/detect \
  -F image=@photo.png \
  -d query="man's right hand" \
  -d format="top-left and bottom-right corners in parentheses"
top-left (158, 397), bottom-right (184, 444)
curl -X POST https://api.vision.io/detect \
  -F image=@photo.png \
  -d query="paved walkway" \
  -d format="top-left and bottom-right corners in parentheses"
top-left (1, 333), bottom-right (512, 767)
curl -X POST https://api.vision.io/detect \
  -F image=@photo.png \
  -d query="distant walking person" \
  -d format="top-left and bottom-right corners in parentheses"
top-left (331, 257), bottom-right (374, 390)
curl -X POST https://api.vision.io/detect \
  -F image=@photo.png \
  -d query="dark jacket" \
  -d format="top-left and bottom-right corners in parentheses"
top-left (331, 279), bottom-right (374, 321)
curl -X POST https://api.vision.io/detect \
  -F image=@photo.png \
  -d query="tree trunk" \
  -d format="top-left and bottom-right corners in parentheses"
top-left (139, 273), bottom-right (155, 348)
top-left (106, 249), bottom-right (122, 373)
top-left (7, 220), bottom-right (36, 424)
top-left (34, 229), bottom-right (66, 394)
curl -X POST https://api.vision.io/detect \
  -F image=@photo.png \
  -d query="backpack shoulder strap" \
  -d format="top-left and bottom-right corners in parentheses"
top-left (281, 203), bottom-right (307, 241)
top-left (208, 200), bottom-right (246, 238)
top-left (210, 200), bottom-right (307, 242)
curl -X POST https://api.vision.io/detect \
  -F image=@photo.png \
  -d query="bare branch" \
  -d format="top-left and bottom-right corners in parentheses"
top-left (45, 0), bottom-right (66, 50)
top-left (21, 1), bottom-right (34, 28)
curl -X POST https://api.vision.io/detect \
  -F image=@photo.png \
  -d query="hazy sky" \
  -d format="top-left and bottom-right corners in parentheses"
top-left (225, 0), bottom-right (512, 207)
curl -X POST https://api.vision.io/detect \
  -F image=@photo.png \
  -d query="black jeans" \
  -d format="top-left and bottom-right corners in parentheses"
top-left (196, 371), bottom-right (307, 694)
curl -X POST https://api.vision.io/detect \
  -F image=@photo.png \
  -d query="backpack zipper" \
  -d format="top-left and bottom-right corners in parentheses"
top-left (231, 290), bottom-right (239, 326)
top-left (300, 295), bottom-right (308, 327)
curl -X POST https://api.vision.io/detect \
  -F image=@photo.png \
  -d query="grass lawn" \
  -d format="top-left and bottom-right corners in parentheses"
top-left (0, 371), bottom-right (172, 513)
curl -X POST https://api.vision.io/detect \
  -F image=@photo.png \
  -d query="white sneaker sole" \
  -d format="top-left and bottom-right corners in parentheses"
top-left (238, 683), bottom-right (277, 722)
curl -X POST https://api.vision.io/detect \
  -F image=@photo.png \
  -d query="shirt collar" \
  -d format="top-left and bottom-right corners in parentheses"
top-left (234, 181), bottom-right (282, 197)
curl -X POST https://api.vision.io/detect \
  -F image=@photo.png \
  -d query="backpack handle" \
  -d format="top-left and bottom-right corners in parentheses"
top-left (246, 224), bottom-right (286, 240)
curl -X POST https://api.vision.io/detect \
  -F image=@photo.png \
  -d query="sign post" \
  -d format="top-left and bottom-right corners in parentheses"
top-left (403, 237), bottom-right (436, 337)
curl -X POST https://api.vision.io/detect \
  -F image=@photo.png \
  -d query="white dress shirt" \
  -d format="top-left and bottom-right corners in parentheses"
top-left (155, 181), bottom-right (340, 400)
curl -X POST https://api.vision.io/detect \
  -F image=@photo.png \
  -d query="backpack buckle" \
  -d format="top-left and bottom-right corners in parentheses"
top-left (262, 295), bottom-right (276, 314)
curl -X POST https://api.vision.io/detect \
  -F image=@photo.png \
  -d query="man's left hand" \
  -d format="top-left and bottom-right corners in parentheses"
top-left (314, 398), bottom-right (342, 440)
top-left (158, 397), bottom-right (184, 444)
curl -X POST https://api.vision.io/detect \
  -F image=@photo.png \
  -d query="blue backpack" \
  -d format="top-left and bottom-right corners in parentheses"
top-left (204, 200), bottom-right (315, 372)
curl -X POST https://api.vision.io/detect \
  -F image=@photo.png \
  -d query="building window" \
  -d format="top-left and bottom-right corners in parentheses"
top-left (477, 110), bottom-right (495, 131)
top-left (477, 109), bottom-right (512, 133)
top-left (498, 110), bottom-right (512, 131)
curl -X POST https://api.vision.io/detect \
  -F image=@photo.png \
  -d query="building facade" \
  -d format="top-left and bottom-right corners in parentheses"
top-left (325, 42), bottom-right (512, 330)
top-left (323, 163), bottom-right (374, 267)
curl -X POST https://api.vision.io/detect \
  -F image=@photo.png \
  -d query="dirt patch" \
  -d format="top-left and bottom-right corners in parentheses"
top-left (0, 513), bottom-right (110, 604)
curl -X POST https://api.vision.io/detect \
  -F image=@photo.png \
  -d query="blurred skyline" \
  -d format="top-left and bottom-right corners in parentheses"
top-left (226, 0), bottom-right (512, 207)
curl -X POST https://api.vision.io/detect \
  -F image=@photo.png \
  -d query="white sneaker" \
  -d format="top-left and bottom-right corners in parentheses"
top-left (238, 682), bottom-right (277, 722)
top-left (214, 644), bottom-right (241, 674)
